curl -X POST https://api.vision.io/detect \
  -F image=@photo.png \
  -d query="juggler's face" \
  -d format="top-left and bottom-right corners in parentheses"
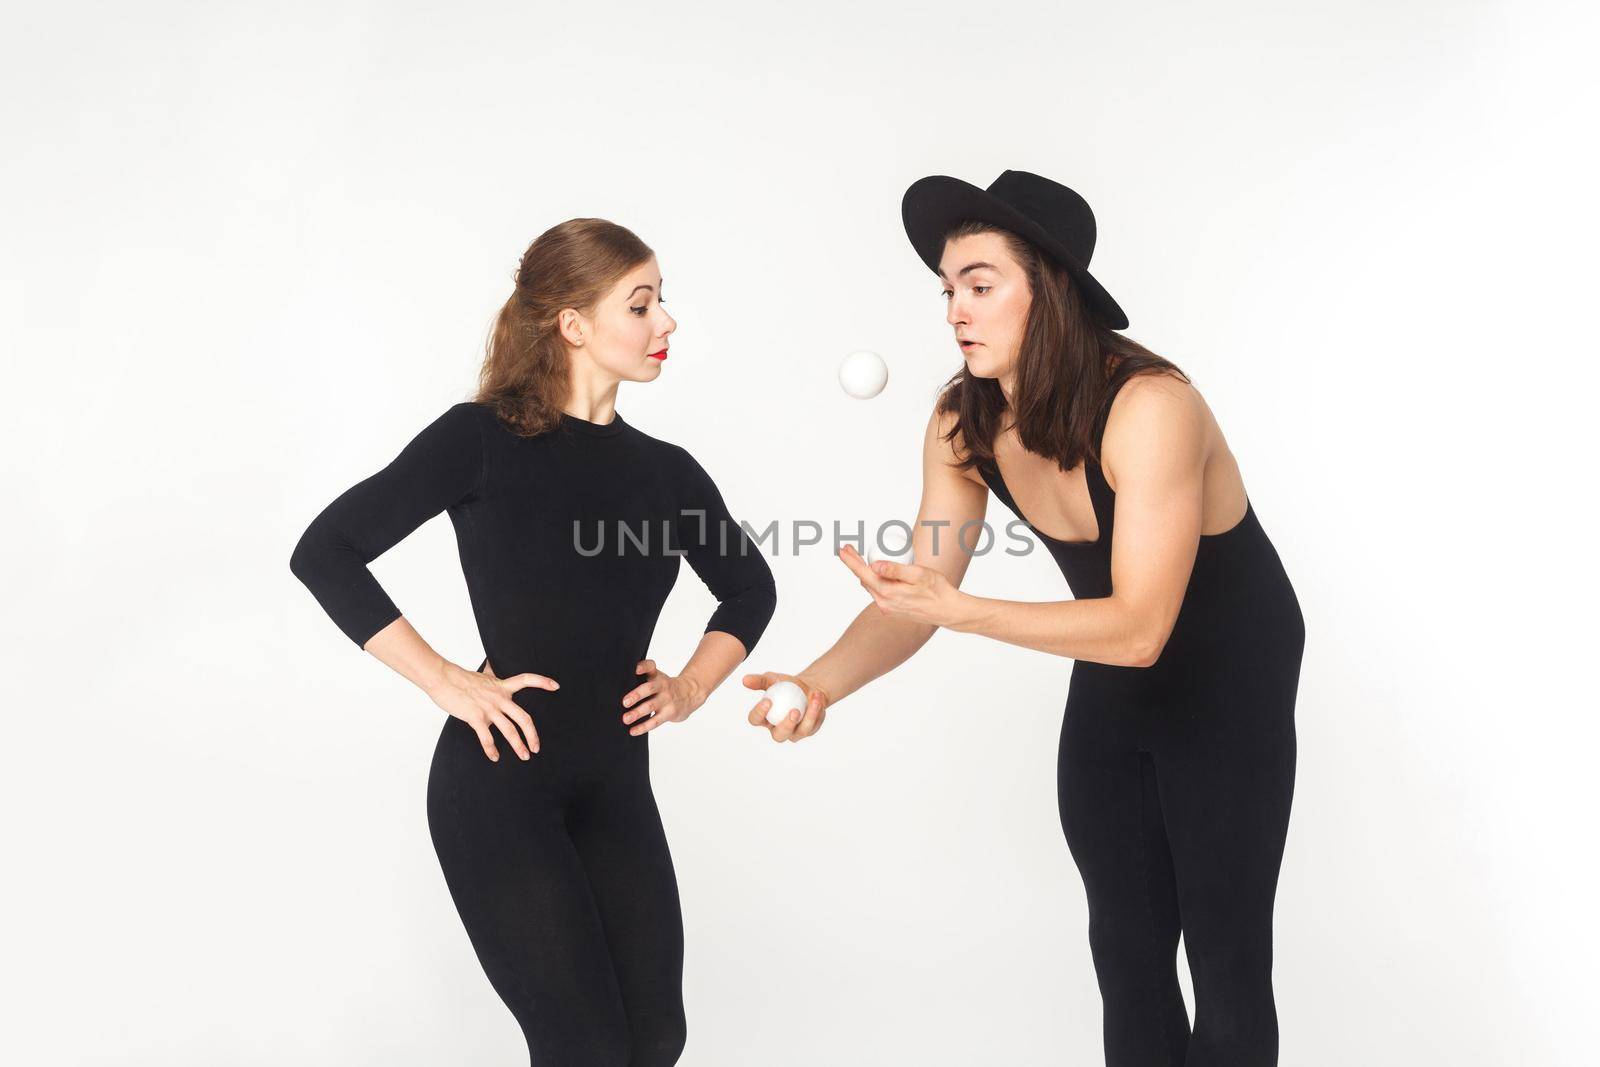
top-left (938, 231), bottom-right (1030, 380)
top-left (569, 256), bottom-right (676, 383)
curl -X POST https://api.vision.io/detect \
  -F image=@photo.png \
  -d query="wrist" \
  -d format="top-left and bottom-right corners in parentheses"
top-left (796, 669), bottom-right (836, 708)
top-left (420, 656), bottom-right (454, 698)
top-left (945, 592), bottom-right (984, 633)
top-left (679, 670), bottom-right (711, 710)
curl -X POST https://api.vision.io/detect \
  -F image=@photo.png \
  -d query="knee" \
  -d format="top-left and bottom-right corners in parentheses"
top-left (1188, 959), bottom-right (1278, 1064)
top-left (529, 1015), bottom-right (634, 1067)
top-left (630, 1011), bottom-right (687, 1066)
top-left (558, 1029), bottom-right (633, 1067)
top-left (1188, 1011), bottom-right (1278, 1067)
top-left (1189, 936), bottom-right (1275, 1005)
top-left (1085, 913), bottom-right (1177, 994)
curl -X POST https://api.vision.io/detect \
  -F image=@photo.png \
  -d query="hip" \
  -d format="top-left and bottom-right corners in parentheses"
top-left (427, 706), bottom-right (652, 803)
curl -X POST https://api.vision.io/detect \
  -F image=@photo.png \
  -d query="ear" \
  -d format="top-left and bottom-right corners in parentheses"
top-left (557, 307), bottom-right (586, 347)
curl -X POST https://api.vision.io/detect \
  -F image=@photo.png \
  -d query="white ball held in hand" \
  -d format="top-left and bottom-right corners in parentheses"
top-left (763, 680), bottom-right (808, 726)
top-left (866, 540), bottom-right (914, 567)
top-left (838, 349), bottom-right (888, 399)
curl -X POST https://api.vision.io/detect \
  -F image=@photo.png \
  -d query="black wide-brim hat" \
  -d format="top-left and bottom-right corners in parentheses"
top-left (901, 169), bottom-right (1129, 330)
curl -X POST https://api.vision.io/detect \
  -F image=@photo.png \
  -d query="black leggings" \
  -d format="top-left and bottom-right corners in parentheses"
top-left (426, 712), bottom-right (686, 1066)
top-left (1058, 632), bottom-right (1301, 1066)
top-left (978, 390), bottom-right (1304, 1064)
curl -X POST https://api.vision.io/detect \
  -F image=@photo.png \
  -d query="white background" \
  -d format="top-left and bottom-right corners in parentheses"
top-left (3, 1), bottom-right (1595, 1063)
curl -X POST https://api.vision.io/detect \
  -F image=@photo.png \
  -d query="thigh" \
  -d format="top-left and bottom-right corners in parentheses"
top-left (1057, 686), bottom-right (1178, 929)
top-left (1153, 693), bottom-right (1297, 975)
top-left (567, 749), bottom-right (687, 1059)
top-left (426, 716), bottom-right (631, 1063)
top-left (1058, 691), bottom-right (1190, 1065)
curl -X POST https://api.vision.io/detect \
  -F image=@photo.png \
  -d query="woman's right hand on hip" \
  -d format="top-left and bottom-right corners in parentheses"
top-left (741, 670), bottom-right (829, 743)
top-left (428, 658), bottom-right (557, 762)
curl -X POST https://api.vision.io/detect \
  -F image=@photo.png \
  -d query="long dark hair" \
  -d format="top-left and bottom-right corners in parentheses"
top-left (934, 219), bottom-right (1188, 472)
top-left (476, 218), bottom-right (655, 437)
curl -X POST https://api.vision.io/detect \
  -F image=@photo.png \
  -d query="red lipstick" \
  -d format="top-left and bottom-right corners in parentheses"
top-left (647, 349), bottom-right (668, 361)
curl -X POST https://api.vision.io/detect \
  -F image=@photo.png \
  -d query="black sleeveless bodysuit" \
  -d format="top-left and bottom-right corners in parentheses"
top-left (977, 380), bottom-right (1305, 1067)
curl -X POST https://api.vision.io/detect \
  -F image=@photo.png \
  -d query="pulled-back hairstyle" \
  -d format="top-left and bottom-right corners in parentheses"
top-left (476, 218), bottom-right (655, 436)
top-left (935, 219), bottom-right (1188, 472)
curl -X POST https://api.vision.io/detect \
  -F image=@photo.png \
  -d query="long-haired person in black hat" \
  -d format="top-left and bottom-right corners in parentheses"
top-left (741, 171), bottom-right (1304, 1066)
top-left (290, 218), bottom-right (776, 1065)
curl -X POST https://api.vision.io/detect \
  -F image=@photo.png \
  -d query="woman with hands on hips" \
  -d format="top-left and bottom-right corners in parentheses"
top-left (742, 171), bottom-right (1304, 1067)
top-left (290, 218), bottom-right (775, 1066)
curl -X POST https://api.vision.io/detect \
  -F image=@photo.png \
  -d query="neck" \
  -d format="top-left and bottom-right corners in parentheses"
top-left (564, 356), bottom-right (622, 424)
top-left (996, 371), bottom-right (1017, 408)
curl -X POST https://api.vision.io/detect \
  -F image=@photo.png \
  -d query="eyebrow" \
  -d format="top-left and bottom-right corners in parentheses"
top-left (937, 261), bottom-right (999, 281)
top-left (627, 284), bottom-right (655, 297)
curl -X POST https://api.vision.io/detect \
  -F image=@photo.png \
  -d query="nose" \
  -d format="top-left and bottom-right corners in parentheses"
top-left (654, 305), bottom-right (676, 335)
top-left (946, 297), bottom-right (967, 328)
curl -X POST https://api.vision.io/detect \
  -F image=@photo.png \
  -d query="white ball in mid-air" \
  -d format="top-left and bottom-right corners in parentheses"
top-left (763, 680), bottom-right (809, 726)
top-left (838, 349), bottom-right (888, 399)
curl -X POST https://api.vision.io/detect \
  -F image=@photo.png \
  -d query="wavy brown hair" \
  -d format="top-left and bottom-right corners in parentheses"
top-left (475, 218), bottom-right (655, 436)
top-left (935, 219), bottom-right (1188, 472)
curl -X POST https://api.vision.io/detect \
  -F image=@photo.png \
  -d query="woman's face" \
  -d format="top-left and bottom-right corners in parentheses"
top-left (566, 256), bottom-right (676, 382)
top-left (938, 231), bottom-right (1030, 380)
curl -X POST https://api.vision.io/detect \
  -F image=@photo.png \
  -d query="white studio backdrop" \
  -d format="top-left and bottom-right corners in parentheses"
top-left (3, 1), bottom-right (1594, 1064)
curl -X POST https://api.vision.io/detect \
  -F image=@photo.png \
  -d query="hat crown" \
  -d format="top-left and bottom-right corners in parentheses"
top-left (899, 168), bottom-right (1128, 329)
top-left (987, 170), bottom-right (1098, 266)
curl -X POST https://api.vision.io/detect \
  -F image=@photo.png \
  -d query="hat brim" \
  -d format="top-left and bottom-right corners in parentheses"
top-left (901, 175), bottom-right (1129, 330)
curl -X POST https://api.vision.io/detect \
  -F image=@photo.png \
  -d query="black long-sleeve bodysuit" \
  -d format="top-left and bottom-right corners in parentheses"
top-left (978, 375), bottom-right (1305, 1067)
top-left (290, 402), bottom-right (776, 1066)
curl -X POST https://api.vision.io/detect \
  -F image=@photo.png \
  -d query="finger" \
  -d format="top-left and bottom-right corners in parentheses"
top-left (849, 543), bottom-right (912, 584)
top-left (850, 562), bottom-right (890, 597)
top-left (838, 543), bottom-right (875, 581)
top-left (770, 706), bottom-right (802, 741)
top-left (472, 721), bottom-right (500, 762)
top-left (505, 703), bottom-right (540, 754)
top-left (506, 672), bottom-right (559, 693)
top-left (871, 559), bottom-right (912, 583)
top-left (621, 678), bottom-right (661, 710)
top-left (741, 672), bottom-right (779, 691)
top-left (747, 696), bottom-right (773, 727)
top-left (636, 659), bottom-right (656, 675)
top-left (624, 699), bottom-right (658, 726)
top-left (490, 711), bottom-right (531, 760)
top-left (631, 708), bottom-right (670, 736)
top-left (489, 711), bottom-right (531, 760)
top-left (794, 692), bottom-right (826, 738)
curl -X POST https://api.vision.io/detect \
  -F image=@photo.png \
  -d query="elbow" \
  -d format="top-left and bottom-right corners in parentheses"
top-left (739, 579), bottom-right (777, 655)
top-left (288, 531), bottom-right (312, 583)
top-left (1126, 640), bottom-right (1162, 669)
top-left (743, 578), bottom-right (779, 650)
top-left (1125, 622), bottom-right (1173, 669)
top-left (754, 577), bottom-right (778, 622)
top-left (720, 578), bottom-right (777, 657)
top-left (288, 523), bottom-right (327, 587)
top-left (1110, 595), bottom-right (1177, 669)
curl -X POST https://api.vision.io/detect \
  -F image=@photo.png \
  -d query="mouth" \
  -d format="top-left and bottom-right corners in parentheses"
top-left (647, 349), bottom-right (668, 361)
top-left (958, 340), bottom-right (981, 351)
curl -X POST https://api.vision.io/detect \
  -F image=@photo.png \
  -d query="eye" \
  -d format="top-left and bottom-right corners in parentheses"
top-left (974, 286), bottom-right (991, 295)
top-left (940, 289), bottom-right (953, 299)
top-left (630, 305), bottom-right (647, 315)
